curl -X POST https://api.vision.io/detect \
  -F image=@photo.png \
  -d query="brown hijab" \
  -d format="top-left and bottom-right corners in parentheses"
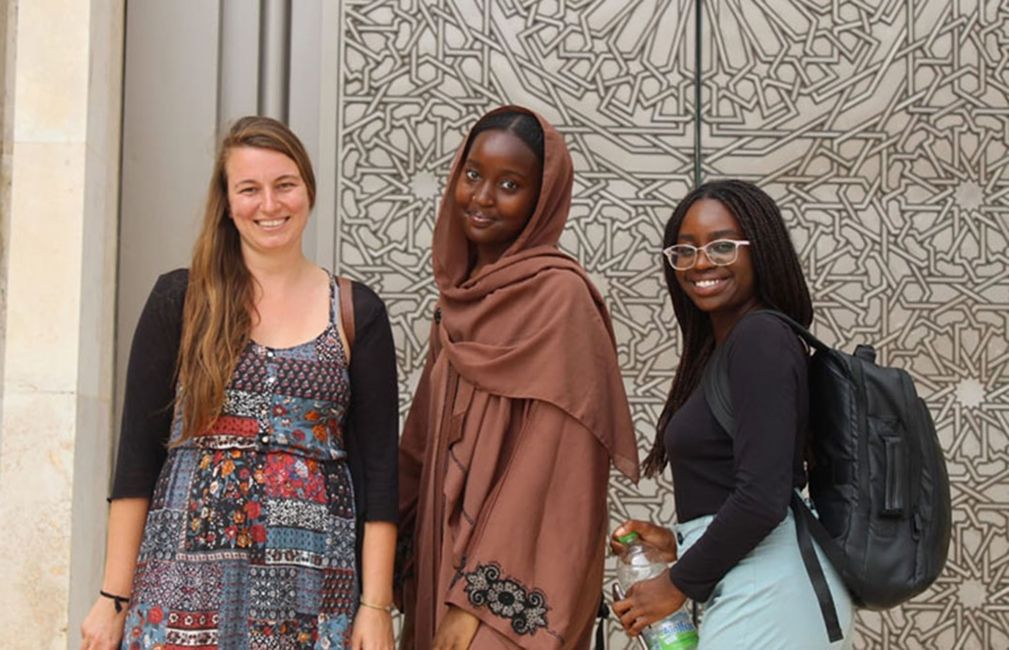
top-left (431, 105), bottom-right (638, 480)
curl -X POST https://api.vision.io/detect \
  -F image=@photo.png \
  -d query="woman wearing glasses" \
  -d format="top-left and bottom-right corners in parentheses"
top-left (611, 180), bottom-right (853, 648)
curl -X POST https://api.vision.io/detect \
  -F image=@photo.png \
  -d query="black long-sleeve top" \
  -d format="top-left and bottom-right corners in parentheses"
top-left (109, 269), bottom-right (399, 523)
top-left (665, 313), bottom-right (808, 602)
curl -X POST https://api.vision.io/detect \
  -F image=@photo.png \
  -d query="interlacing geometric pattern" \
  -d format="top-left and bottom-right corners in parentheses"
top-left (335, 1), bottom-right (1009, 648)
top-left (701, 2), bottom-right (1009, 647)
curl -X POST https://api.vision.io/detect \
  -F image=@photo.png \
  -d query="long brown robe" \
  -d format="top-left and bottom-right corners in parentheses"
top-left (398, 105), bottom-right (639, 650)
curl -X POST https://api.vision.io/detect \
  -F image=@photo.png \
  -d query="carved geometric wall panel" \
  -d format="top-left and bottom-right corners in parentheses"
top-left (335, 1), bottom-right (1009, 647)
top-left (702, 1), bottom-right (1009, 647)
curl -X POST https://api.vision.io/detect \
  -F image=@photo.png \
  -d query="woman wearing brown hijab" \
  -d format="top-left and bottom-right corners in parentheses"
top-left (398, 106), bottom-right (639, 650)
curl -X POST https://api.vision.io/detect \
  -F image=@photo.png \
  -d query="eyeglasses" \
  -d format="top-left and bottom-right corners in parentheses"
top-left (662, 239), bottom-right (751, 271)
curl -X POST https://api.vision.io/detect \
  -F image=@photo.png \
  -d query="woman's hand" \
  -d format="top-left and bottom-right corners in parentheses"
top-left (611, 520), bottom-right (678, 563)
top-left (612, 573), bottom-right (688, 637)
top-left (355, 521), bottom-right (397, 649)
top-left (433, 605), bottom-right (480, 650)
top-left (351, 605), bottom-right (395, 650)
top-left (79, 596), bottom-right (127, 650)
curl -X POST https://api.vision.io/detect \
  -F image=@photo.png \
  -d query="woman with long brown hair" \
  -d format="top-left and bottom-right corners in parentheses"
top-left (397, 106), bottom-right (639, 649)
top-left (80, 116), bottom-right (398, 649)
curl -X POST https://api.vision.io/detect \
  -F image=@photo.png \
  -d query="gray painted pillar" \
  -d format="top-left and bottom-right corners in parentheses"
top-left (258, 0), bottom-right (291, 122)
top-left (218, 0), bottom-right (260, 133)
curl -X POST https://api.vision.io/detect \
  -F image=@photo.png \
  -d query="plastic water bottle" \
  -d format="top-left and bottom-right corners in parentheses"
top-left (616, 531), bottom-right (698, 650)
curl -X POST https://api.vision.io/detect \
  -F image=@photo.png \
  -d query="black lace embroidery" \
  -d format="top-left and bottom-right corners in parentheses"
top-left (463, 563), bottom-right (549, 636)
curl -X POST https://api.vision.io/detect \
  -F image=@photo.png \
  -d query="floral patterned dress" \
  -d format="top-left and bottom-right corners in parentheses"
top-left (122, 276), bottom-right (358, 649)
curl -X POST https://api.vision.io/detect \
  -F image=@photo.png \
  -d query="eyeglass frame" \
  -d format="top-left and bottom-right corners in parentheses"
top-left (661, 239), bottom-right (752, 271)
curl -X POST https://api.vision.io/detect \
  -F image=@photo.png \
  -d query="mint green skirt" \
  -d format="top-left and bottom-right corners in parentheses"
top-left (677, 507), bottom-right (854, 649)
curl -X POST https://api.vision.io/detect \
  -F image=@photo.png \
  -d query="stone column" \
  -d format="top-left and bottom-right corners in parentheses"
top-left (0, 1), bottom-right (124, 647)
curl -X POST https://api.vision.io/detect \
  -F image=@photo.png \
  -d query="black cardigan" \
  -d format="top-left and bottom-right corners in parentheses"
top-left (109, 268), bottom-right (399, 524)
top-left (665, 313), bottom-right (808, 601)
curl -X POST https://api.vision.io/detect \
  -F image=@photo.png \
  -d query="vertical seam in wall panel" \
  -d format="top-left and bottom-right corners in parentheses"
top-left (694, 0), bottom-right (703, 187)
top-left (333, 0), bottom-right (343, 273)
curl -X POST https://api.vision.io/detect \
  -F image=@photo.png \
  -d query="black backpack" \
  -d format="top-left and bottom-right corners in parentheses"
top-left (702, 310), bottom-right (952, 642)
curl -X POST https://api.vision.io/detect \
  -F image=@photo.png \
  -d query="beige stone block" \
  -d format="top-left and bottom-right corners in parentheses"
top-left (5, 141), bottom-right (85, 393)
top-left (0, 389), bottom-right (76, 648)
top-left (12, 0), bottom-right (90, 143)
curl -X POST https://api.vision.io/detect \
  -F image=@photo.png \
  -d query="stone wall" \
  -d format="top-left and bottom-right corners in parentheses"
top-left (0, 1), bottom-right (123, 647)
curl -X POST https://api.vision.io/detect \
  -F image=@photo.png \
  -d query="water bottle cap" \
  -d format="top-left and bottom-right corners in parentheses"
top-left (617, 531), bottom-right (640, 544)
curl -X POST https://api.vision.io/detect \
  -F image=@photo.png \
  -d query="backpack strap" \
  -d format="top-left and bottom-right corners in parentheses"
top-left (701, 343), bottom-right (735, 435)
top-left (700, 309), bottom-right (847, 643)
top-left (790, 494), bottom-right (845, 642)
top-left (757, 309), bottom-right (830, 354)
top-left (336, 276), bottom-right (356, 364)
top-left (701, 309), bottom-right (830, 437)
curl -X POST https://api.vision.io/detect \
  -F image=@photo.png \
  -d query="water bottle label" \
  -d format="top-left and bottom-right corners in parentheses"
top-left (646, 619), bottom-right (699, 650)
top-left (648, 627), bottom-right (699, 650)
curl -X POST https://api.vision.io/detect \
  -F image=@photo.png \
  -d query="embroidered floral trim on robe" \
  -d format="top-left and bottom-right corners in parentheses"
top-left (463, 563), bottom-right (549, 636)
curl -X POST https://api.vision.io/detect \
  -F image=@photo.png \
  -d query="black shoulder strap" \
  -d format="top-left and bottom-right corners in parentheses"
top-left (790, 494), bottom-right (845, 642)
top-left (759, 309), bottom-right (830, 353)
top-left (702, 342), bottom-right (735, 436)
top-left (701, 309), bottom-right (846, 643)
top-left (702, 309), bottom-right (830, 438)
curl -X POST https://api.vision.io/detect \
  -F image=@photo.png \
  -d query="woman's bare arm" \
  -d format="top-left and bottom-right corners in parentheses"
top-left (80, 497), bottom-right (149, 650)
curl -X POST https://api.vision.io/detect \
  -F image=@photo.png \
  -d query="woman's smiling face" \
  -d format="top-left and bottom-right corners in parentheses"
top-left (454, 129), bottom-right (542, 270)
top-left (225, 146), bottom-right (311, 256)
top-left (674, 198), bottom-right (760, 324)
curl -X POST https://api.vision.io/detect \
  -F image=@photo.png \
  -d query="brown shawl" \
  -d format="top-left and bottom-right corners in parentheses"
top-left (399, 105), bottom-right (639, 649)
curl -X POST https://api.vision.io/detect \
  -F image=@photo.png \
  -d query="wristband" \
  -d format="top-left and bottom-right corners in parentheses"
top-left (99, 589), bottom-right (131, 613)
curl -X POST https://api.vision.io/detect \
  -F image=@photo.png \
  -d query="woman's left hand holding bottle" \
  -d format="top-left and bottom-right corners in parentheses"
top-left (612, 572), bottom-right (688, 637)
top-left (610, 518), bottom-right (686, 637)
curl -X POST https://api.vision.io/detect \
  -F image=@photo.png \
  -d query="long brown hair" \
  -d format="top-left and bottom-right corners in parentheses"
top-left (176, 116), bottom-right (316, 441)
top-left (642, 180), bottom-right (813, 476)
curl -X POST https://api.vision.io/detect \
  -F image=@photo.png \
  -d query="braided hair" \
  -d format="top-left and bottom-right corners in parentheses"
top-left (642, 179), bottom-right (814, 477)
